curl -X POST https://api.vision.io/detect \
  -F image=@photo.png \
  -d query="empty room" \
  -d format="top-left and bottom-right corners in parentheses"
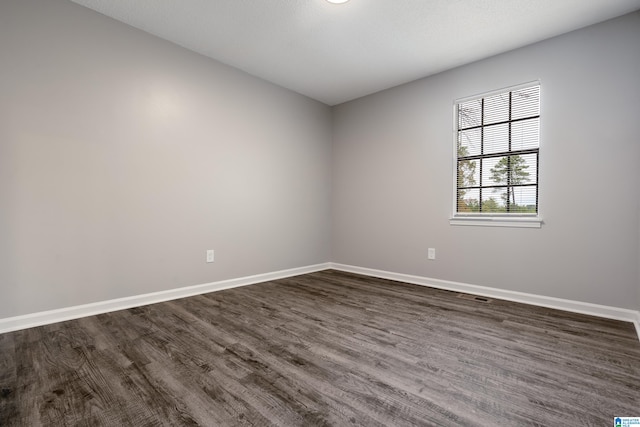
top-left (1, 0), bottom-right (640, 425)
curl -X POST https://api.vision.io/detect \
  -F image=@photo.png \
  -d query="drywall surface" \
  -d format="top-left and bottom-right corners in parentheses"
top-left (332, 12), bottom-right (640, 309)
top-left (0, 0), bottom-right (332, 318)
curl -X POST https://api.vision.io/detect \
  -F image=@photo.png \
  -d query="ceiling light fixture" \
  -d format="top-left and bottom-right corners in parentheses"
top-left (326, 0), bottom-right (350, 4)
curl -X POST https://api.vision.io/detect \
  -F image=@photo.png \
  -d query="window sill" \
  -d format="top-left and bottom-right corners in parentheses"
top-left (449, 216), bottom-right (543, 228)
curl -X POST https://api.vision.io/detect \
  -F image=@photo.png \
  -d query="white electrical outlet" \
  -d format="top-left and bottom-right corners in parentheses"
top-left (206, 249), bottom-right (214, 263)
top-left (428, 248), bottom-right (436, 260)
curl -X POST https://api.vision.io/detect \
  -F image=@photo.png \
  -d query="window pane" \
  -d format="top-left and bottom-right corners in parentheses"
top-left (458, 128), bottom-right (481, 157)
top-left (458, 99), bottom-right (481, 129)
top-left (518, 153), bottom-right (537, 184)
top-left (457, 188), bottom-right (479, 212)
top-left (457, 158), bottom-right (479, 189)
top-left (482, 189), bottom-right (506, 212)
top-left (484, 92), bottom-right (509, 124)
top-left (482, 154), bottom-right (536, 186)
top-left (482, 156), bottom-right (504, 186)
top-left (481, 186), bottom-right (537, 212)
top-left (511, 118), bottom-right (539, 150)
top-left (484, 123), bottom-right (509, 154)
top-left (512, 85), bottom-right (540, 119)
top-left (511, 186), bottom-right (537, 213)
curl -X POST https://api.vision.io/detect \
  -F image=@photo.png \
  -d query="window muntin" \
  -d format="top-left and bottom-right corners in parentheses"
top-left (455, 84), bottom-right (540, 216)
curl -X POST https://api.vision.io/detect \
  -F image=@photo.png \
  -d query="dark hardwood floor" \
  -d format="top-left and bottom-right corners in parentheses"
top-left (1, 270), bottom-right (639, 426)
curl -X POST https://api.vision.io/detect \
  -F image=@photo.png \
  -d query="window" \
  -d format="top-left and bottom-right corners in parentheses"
top-left (451, 82), bottom-right (542, 228)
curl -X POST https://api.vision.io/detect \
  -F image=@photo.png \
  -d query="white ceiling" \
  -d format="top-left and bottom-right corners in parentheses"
top-left (69, 0), bottom-right (640, 106)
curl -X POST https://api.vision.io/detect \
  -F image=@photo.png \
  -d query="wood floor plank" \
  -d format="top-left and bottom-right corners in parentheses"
top-left (0, 332), bottom-right (17, 423)
top-left (1, 269), bottom-right (639, 426)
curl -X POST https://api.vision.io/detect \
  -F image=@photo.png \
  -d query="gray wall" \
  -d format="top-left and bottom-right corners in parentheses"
top-left (0, 0), bottom-right (332, 318)
top-left (2, 0), bottom-right (639, 320)
top-left (332, 12), bottom-right (640, 310)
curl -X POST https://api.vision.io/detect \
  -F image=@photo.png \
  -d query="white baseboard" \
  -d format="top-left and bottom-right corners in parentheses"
top-left (2, 261), bottom-right (639, 342)
top-left (0, 263), bottom-right (331, 334)
top-left (330, 263), bottom-right (640, 341)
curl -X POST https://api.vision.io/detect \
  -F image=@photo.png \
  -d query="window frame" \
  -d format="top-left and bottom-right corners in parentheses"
top-left (450, 81), bottom-right (543, 228)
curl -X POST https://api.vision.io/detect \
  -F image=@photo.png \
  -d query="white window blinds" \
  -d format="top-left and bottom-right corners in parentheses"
top-left (456, 84), bottom-right (540, 215)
